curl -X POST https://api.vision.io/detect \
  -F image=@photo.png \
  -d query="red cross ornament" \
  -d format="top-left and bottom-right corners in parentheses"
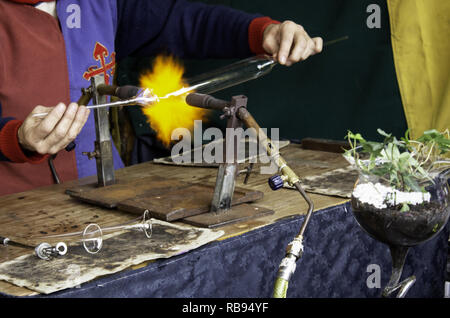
top-left (83, 42), bottom-right (116, 85)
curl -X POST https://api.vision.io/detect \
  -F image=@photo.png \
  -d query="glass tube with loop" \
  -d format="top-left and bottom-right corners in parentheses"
top-left (34, 211), bottom-right (153, 255)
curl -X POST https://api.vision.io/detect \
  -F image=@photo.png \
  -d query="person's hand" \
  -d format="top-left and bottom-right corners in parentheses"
top-left (262, 21), bottom-right (323, 66)
top-left (18, 103), bottom-right (90, 155)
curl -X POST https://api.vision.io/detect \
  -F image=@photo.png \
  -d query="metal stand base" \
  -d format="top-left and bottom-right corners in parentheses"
top-left (66, 176), bottom-right (269, 227)
top-left (182, 204), bottom-right (274, 228)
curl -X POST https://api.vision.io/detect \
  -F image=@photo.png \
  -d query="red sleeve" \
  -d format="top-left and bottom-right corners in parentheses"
top-left (0, 119), bottom-right (48, 164)
top-left (248, 16), bottom-right (281, 55)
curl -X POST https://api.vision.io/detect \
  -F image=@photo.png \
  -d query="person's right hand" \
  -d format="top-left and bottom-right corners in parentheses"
top-left (18, 102), bottom-right (90, 155)
top-left (262, 21), bottom-right (323, 66)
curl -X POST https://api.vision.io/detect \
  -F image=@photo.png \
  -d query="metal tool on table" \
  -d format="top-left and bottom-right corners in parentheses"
top-left (141, 36), bottom-right (347, 225)
top-left (63, 78), bottom-right (160, 187)
top-left (64, 36), bottom-right (347, 227)
top-left (0, 236), bottom-right (67, 260)
top-left (67, 74), bottom-right (274, 227)
top-left (35, 210), bottom-right (153, 255)
top-left (37, 80), bottom-right (157, 185)
top-left (159, 36), bottom-right (347, 226)
top-left (32, 88), bottom-right (158, 119)
top-left (184, 93), bottom-right (314, 295)
top-left (64, 56), bottom-right (282, 224)
top-left (176, 93), bottom-right (274, 228)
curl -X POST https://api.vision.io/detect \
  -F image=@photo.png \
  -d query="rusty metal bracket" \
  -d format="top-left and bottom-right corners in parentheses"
top-left (86, 74), bottom-right (116, 187)
top-left (210, 95), bottom-right (247, 213)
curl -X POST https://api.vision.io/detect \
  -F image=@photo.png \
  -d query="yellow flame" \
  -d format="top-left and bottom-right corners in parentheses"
top-left (139, 55), bottom-right (209, 147)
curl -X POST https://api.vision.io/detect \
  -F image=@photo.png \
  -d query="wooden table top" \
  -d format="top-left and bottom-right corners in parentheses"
top-left (0, 144), bottom-right (349, 296)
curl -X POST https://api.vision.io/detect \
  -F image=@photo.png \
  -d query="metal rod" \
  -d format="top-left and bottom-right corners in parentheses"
top-left (294, 181), bottom-right (315, 237)
top-left (96, 84), bottom-right (118, 97)
top-left (48, 154), bottom-right (61, 184)
top-left (323, 35), bottom-right (349, 47)
top-left (32, 96), bottom-right (157, 118)
top-left (210, 96), bottom-right (247, 212)
top-left (185, 93), bottom-right (230, 110)
top-left (91, 75), bottom-right (115, 187)
top-left (78, 88), bottom-right (94, 106)
top-left (232, 106), bottom-right (316, 298)
top-left (235, 107), bottom-right (315, 232)
top-left (1, 236), bottom-right (67, 260)
top-left (35, 212), bottom-right (151, 239)
top-left (1, 236), bottom-right (34, 250)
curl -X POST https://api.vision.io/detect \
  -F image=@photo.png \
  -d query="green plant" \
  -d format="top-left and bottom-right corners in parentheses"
top-left (405, 129), bottom-right (450, 173)
top-left (344, 129), bottom-right (450, 193)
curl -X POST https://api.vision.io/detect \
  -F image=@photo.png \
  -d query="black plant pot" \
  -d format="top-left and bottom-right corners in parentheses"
top-left (350, 173), bottom-right (450, 297)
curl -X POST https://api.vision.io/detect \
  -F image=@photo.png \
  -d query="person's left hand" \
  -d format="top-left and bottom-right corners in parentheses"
top-left (262, 21), bottom-right (323, 66)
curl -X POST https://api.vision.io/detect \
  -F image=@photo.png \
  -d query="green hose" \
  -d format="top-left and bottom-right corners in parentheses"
top-left (272, 277), bottom-right (289, 298)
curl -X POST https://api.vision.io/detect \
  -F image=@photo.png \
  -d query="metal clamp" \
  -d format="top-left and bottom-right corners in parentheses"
top-left (35, 242), bottom-right (68, 260)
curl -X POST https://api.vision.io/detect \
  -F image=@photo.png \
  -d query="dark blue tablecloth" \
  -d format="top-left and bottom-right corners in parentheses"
top-left (1, 201), bottom-right (448, 298)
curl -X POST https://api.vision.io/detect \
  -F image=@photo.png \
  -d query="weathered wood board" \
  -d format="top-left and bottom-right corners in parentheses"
top-left (286, 166), bottom-right (358, 198)
top-left (0, 219), bottom-right (223, 294)
top-left (118, 184), bottom-right (264, 221)
top-left (68, 175), bottom-right (264, 221)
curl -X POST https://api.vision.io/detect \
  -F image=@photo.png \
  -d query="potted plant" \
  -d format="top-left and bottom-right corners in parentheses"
top-left (344, 128), bottom-right (450, 297)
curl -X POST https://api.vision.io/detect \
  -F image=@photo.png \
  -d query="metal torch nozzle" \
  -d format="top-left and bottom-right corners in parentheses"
top-left (32, 85), bottom-right (158, 118)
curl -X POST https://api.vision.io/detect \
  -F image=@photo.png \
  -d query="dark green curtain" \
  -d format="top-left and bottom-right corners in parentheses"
top-left (116, 0), bottom-right (407, 162)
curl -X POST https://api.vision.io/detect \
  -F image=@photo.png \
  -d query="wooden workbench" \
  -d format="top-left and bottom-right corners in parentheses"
top-left (0, 144), bottom-right (349, 296)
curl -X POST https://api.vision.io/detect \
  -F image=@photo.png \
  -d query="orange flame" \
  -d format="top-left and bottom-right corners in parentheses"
top-left (139, 55), bottom-right (209, 147)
